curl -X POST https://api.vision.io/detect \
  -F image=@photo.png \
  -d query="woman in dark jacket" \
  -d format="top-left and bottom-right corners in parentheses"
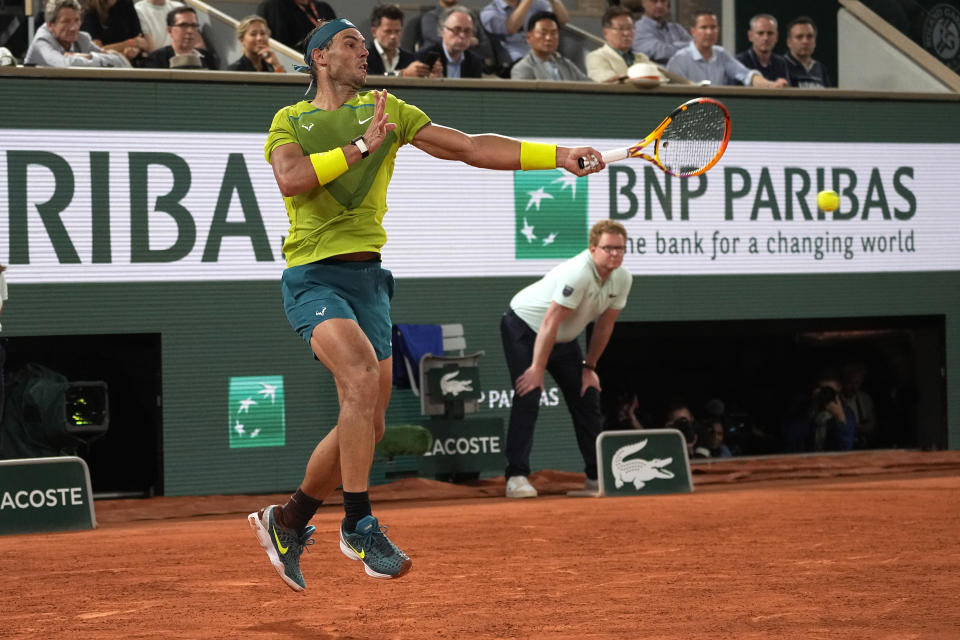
top-left (228, 15), bottom-right (284, 72)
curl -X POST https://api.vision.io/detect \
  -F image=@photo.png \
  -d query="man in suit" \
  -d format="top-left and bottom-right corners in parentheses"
top-left (585, 5), bottom-right (662, 83)
top-left (510, 10), bottom-right (588, 81)
top-left (402, 0), bottom-right (492, 67)
top-left (366, 3), bottom-right (435, 77)
top-left (414, 6), bottom-right (483, 78)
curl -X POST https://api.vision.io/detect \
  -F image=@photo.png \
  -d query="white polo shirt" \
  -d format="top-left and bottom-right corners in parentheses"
top-left (510, 249), bottom-right (632, 343)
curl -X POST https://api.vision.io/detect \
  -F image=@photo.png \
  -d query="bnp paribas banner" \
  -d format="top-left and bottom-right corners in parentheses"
top-left (2, 129), bottom-right (958, 283)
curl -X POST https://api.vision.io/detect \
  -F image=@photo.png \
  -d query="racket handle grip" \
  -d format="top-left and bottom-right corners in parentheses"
top-left (577, 148), bottom-right (630, 170)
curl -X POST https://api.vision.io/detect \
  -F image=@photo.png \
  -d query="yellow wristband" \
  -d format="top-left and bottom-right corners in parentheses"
top-left (309, 147), bottom-right (348, 185)
top-left (520, 141), bottom-right (557, 171)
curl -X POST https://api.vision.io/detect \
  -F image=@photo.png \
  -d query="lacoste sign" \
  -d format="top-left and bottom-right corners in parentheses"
top-left (596, 430), bottom-right (692, 497)
top-left (0, 456), bottom-right (97, 534)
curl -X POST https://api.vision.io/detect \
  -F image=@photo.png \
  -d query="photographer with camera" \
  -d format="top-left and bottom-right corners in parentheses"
top-left (810, 372), bottom-right (856, 452)
top-left (608, 389), bottom-right (645, 430)
top-left (664, 400), bottom-right (709, 459)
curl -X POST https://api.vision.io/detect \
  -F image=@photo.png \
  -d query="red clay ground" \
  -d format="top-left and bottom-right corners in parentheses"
top-left (2, 451), bottom-right (959, 639)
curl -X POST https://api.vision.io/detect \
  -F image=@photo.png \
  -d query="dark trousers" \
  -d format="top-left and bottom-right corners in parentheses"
top-left (500, 310), bottom-right (603, 480)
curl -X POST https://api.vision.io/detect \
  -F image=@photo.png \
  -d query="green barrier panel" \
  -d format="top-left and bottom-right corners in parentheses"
top-left (596, 429), bottom-right (693, 497)
top-left (0, 456), bottom-right (97, 535)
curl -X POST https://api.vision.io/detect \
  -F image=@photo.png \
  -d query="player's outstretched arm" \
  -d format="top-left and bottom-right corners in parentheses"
top-left (410, 123), bottom-right (605, 177)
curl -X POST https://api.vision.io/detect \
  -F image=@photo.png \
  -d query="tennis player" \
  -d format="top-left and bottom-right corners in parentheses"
top-left (248, 17), bottom-right (605, 591)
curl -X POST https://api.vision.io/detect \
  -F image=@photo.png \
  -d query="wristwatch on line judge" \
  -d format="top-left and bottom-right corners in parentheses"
top-left (351, 135), bottom-right (369, 158)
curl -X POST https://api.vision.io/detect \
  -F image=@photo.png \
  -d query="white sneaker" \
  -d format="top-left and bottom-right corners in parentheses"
top-left (506, 475), bottom-right (538, 498)
top-left (584, 478), bottom-right (599, 492)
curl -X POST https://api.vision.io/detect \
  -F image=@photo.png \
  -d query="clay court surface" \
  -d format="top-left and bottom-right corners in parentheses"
top-left (3, 451), bottom-right (959, 639)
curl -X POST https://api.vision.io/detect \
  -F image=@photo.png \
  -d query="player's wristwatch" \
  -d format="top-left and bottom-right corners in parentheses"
top-left (351, 135), bottom-right (369, 159)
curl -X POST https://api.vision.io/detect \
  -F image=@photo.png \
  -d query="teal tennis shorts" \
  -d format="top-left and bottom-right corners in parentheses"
top-left (281, 258), bottom-right (395, 360)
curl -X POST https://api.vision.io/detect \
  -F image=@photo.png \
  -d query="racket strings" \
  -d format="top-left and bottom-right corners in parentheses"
top-left (658, 103), bottom-right (728, 177)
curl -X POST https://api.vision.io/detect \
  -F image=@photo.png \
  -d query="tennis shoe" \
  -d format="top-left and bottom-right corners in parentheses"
top-left (248, 505), bottom-right (315, 592)
top-left (584, 478), bottom-right (599, 492)
top-left (506, 475), bottom-right (538, 498)
top-left (339, 515), bottom-right (412, 579)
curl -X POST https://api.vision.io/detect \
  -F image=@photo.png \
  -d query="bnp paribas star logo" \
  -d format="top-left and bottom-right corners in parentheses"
top-left (514, 169), bottom-right (588, 259)
top-left (228, 375), bottom-right (285, 448)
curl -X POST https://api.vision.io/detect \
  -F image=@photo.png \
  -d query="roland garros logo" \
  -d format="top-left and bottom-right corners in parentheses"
top-left (923, 3), bottom-right (960, 71)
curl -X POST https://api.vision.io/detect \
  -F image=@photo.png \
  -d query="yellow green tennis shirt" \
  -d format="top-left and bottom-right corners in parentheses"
top-left (265, 92), bottom-right (431, 267)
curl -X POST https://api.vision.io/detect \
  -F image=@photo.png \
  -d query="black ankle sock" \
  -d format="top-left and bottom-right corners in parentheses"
top-left (342, 491), bottom-right (372, 532)
top-left (278, 488), bottom-right (323, 531)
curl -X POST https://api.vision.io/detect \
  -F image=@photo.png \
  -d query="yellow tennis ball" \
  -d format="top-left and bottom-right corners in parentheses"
top-left (817, 190), bottom-right (839, 212)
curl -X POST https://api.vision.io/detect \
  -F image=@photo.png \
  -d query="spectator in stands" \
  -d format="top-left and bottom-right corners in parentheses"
top-left (784, 16), bottom-right (831, 88)
top-left (666, 11), bottom-right (785, 87)
top-left (402, 0), bottom-right (493, 68)
top-left (414, 7), bottom-right (483, 78)
top-left (135, 0), bottom-right (212, 53)
top-left (145, 6), bottom-right (218, 69)
top-left (366, 4), bottom-right (437, 77)
top-left (481, 0), bottom-right (568, 65)
top-left (632, 0), bottom-right (690, 65)
top-left (585, 5), bottom-right (662, 83)
top-left (736, 13), bottom-right (790, 85)
top-left (134, 0), bottom-right (182, 51)
top-left (81, 0), bottom-right (151, 65)
top-left (25, 0), bottom-right (131, 67)
top-left (256, 0), bottom-right (334, 50)
top-left (511, 11), bottom-right (588, 81)
top-left (228, 15), bottom-right (284, 72)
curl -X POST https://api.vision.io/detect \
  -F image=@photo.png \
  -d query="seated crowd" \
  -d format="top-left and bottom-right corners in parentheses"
top-left (15, 0), bottom-right (831, 89)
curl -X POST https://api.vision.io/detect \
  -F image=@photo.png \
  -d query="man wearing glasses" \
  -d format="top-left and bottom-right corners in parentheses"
top-left (501, 219), bottom-right (632, 498)
top-left (586, 5), bottom-right (662, 83)
top-left (414, 6), bottom-right (483, 78)
top-left (145, 6), bottom-right (219, 68)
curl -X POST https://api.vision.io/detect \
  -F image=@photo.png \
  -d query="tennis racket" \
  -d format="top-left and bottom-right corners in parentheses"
top-left (578, 97), bottom-right (731, 177)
